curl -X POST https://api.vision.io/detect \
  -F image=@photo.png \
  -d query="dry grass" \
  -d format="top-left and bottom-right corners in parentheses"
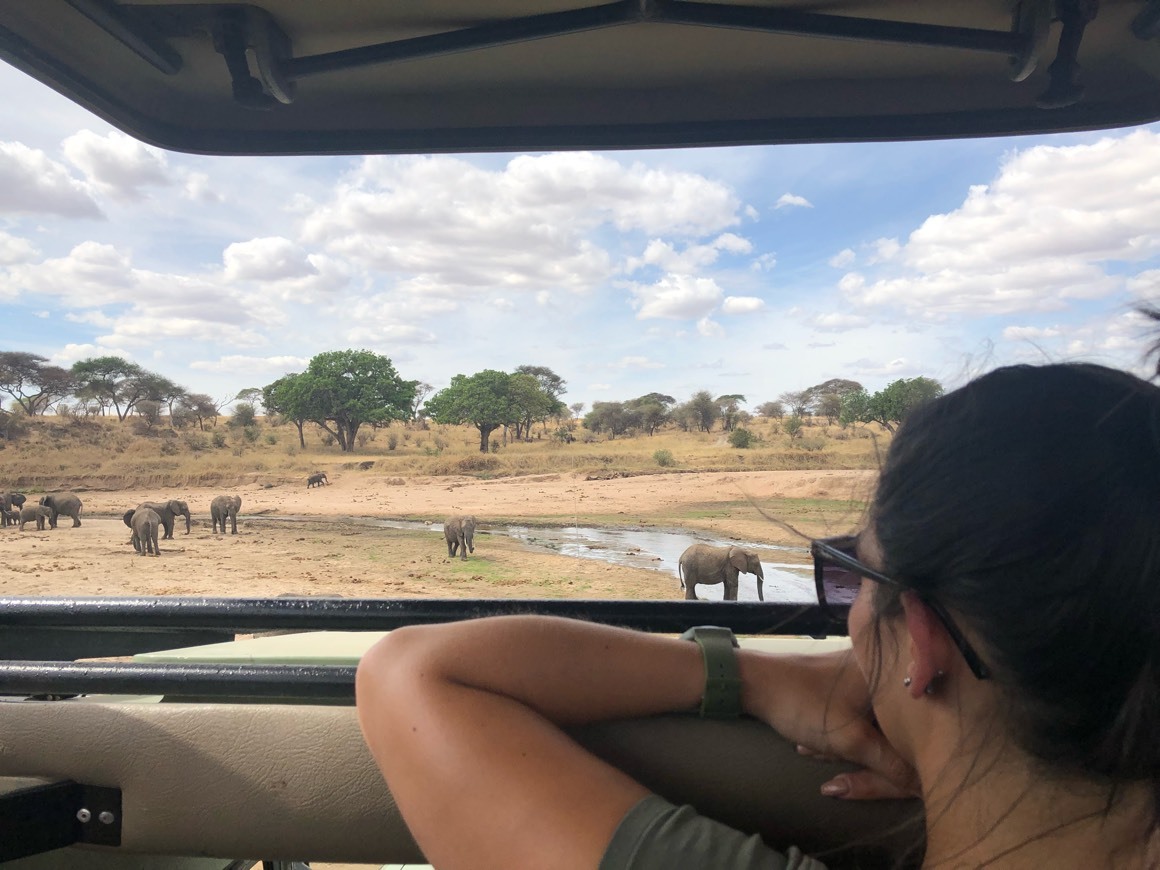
top-left (0, 414), bottom-right (889, 492)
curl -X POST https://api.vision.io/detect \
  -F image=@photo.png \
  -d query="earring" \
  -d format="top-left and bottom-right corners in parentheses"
top-left (902, 676), bottom-right (912, 687)
top-left (924, 670), bottom-right (946, 695)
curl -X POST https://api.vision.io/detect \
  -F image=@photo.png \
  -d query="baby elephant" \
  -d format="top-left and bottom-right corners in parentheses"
top-left (210, 495), bottom-right (242, 535)
top-left (18, 505), bottom-right (52, 531)
top-left (444, 514), bottom-right (477, 561)
top-left (123, 507), bottom-right (161, 556)
top-left (307, 472), bottom-right (328, 488)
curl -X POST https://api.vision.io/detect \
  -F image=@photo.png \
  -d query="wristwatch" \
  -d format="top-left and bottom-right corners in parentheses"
top-left (680, 625), bottom-right (742, 719)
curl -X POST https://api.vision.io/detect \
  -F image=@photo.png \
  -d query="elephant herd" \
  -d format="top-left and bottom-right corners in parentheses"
top-left (0, 491), bottom-right (243, 557)
top-left (1, 491), bottom-right (81, 531)
top-left (117, 496), bottom-right (242, 556)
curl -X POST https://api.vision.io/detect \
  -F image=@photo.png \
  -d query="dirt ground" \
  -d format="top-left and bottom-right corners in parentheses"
top-left (0, 469), bottom-right (875, 599)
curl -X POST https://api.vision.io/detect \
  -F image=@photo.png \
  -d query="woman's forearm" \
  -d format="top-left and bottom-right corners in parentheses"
top-left (361, 615), bottom-right (708, 725)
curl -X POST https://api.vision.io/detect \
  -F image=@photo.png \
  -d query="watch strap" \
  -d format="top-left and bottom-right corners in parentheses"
top-left (680, 626), bottom-right (742, 719)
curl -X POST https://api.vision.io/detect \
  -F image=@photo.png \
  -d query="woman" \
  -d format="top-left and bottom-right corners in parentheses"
top-left (356, 363), bottom-right (1160, 868)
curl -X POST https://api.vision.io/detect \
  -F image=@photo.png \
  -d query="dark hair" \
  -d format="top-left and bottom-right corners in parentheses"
top-left (870, 363), bottom-right (1160, 815)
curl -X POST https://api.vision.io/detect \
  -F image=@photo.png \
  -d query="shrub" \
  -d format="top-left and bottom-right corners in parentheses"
top-left (458, 455), bottom-right (500, 473)
top-left (183, 432), bottom-right (209, 452)
top-left (242, 425), bottom-right (260, 443)
top-left (433, 435), bottom-right (448, 451)
top-left (490, 439), bottom-right (500, 453)
top-left (387, 433), bottom-right (399, 450)
top-left (159, 439), bottom-right (179, 456)
top-left (783, 416), bottom-right (804, 440)
top-left (727, 428), bottom-right (754, 449)
top-left (356, 431), bottom-right (370, 448)
top-left (795, 436), bottom-right (827, 452)
top-left (231, 403), bottom-right (257, 428)
top-left (265, 433), bottom-right (278, 445)
top-left (211, 430), bottom-right (227, 449)
top-left (653, 449), bottom-right (675, 467)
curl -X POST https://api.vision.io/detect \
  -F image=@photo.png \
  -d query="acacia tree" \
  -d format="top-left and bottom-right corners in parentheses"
top-left (715, 394), bottom-right (747, 432)
top-left (70, 356), bottom-right (149, 421)
top-left (0, 352), bottom-right (74, 415)
top-left (276, 350), bottom-right (416, 452)
top-left (686, 390), bottom-right (721, 432)
top-left (626, 393), bottom-right (674, 436)
top-left (840, 377), bottom-right (943, 432)
top-left (425, 370), bottom-right (517, 453)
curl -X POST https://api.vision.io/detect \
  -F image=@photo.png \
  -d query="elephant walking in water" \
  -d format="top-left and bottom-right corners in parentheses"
top-left (39, 492), bottom-right (82, 528)
top-left (444, 515), bottom-right (477, 561)
top-left (123, 507), bottom-right (161, 556)
top-left (137, 499), bottom-right (191, 539)
top-left (210, 495), bottom-right (242, 535)
top-left (678, 543), bottom-right (765, 601)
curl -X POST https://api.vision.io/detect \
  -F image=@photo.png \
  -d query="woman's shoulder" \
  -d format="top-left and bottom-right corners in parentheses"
top-left (601, 794), bottom-right (828, 870)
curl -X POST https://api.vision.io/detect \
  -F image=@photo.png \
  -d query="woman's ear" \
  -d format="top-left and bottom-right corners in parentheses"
top-left (900, 591), bottom-right (953, 698)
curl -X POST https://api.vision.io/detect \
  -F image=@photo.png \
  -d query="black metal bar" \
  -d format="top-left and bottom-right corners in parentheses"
top-left (654, 0), bottom-right (1025, 54)
top-left (0, 628), bottom-right (235, 662)
top-left (0, 596), bottom-right (840, 637)
top-left (0, 661), bottom-right (356, 702)
top-left (285, 1), bottom-right (638, 79)
top-left (63, 0), bottom-right (182, 74)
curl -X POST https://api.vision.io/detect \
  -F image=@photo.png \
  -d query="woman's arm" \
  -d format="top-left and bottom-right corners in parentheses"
top-left (355, 616), bottom-right (910, 870)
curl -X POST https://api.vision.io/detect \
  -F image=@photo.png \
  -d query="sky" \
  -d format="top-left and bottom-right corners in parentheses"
top-left (2, 61), bottom-right (1159, 413)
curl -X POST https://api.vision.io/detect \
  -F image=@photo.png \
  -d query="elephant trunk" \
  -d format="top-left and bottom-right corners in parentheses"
top-left (754, 563), bottom-right (765, 602)
top-left (184, 511), bottom-right (191, 534)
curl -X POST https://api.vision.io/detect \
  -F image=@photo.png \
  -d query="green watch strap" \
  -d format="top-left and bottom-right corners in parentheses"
top-left (680, 625), bottom-right (742, 719)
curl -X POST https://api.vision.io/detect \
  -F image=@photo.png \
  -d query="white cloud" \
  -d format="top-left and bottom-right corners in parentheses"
top-left (191, 355), bottom-right (309, 374)
top-left (347, 324), bottom-right (438, 344)
top-left (844, 130), bottom-right (1160, 317)
top-left (721, 296), bottom-right (765, 314)
top-left (62, 130), bottom-right (170, 201)
top-left (0, 231), bottom-right (38, 264)
top-left (808, 340), bottom-right (836, 348)
top-left (588, 383), bottom-right (612, 391)
top-left (224, 237), bottom-right (318, 282)
top-left (1002, 325), bottom-right (1062, 341)
top-left (750, 252), bottom-right (777, 271)
top-left (828, 248), bottom-right (856, 269)
top-left (763, 342), bottom-right (788, 350)
top-left (845, 357), bottom-right (918, 377)
top-left (612, 356), bottom-right (664, 369)
top-left (535, 290), bottom-right (551, 306)
top-left (627, 233), bottom-right (752, 274)
top-left (774, 193), bottom-right (813, 210)
top-left (868, 237), bottom-right (900, 263)
top-left (808, 311), bottom-right (871, 332)
top-left (697, 317), bottom-right (725, 338)
top-left (300, 153), bottom-right (742, 301)
top-left (629, 274), bottom-right (723, 320)
top-left (183, 172), bottom-right (222, 204)
top-left (0, 141), bottom-right (101, 217)
top-left (52, 342), bottom-right (132, 364)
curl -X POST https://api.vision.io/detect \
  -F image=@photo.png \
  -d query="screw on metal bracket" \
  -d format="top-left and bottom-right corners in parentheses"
top-left (75, 808), bottom-right (92, 823)
top-left (98, 811), bottom-right (115, 825)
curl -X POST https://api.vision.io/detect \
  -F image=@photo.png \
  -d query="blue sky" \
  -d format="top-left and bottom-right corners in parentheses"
top-left (2, 60), bottom-right (1159, 413)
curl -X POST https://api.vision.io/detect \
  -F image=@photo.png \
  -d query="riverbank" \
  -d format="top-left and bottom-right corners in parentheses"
top-left (2, 469), bottom-right (874, 600)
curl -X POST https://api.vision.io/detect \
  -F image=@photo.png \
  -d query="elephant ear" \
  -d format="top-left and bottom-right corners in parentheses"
top-left (728, 547), bottom-right (749, 572)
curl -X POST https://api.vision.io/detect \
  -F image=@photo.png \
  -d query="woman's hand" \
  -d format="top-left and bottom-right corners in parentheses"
top-left (739, 648), bottom-right (918, 800)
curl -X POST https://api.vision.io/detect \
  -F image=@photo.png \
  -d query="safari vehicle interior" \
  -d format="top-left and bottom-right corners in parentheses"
top-left (2, 1), bottom-right (1159, 867)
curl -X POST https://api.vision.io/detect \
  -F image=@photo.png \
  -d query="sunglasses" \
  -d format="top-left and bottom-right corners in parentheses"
top-left (810, 535), bottom-right (992, 681)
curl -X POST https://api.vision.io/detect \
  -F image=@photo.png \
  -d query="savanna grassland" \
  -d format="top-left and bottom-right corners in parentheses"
top-left (0, 413), bottom-right (886, 600)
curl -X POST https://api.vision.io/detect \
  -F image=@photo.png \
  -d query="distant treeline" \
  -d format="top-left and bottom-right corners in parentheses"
top-left (0, 350), bottom-right (942, 453)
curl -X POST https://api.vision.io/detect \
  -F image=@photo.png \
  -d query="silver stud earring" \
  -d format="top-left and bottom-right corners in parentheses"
top-left (924, 670), bottom-right (946, 695)
top-left (902, 676), bottom-right (912, 687)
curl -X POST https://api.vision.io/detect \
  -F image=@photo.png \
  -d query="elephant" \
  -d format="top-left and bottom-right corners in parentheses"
top-left (18, 505), bottom-right (51, 531)
top-left (124, 507), bottom-right (161, 556)
top-left (210, 495), bottom-right (242, 535)
top-left (7, 492), bottom-right (26, 508)
top-left (137, 499), bottom-right (191, 539)
top-left (444, 514), bottom-right (477, 561)
top-left (307, 472), bottom-right (329, 488)
top-left (39, 492), bottom-right (82, 528)
top-left (678, 543), bottom-right (765, 601)
top-left (0, 494), bottom-right (14, 528)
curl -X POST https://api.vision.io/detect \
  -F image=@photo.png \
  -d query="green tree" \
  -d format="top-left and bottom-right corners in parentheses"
top-left (756, 400), bottom-right (784, 419)
top-left (509, 372), bottom-right (558, 441)
top-left (625, 393), bottom-right (674, 436)
top-left (839, 377), bottom-right (943, 432)
top-left (687, 390), bottom-right (721, 432)
top-left (71, 356), bottom-right (149, 421)
top-left (175, 393), bottom-right (220, 431)
top-left (805, 378), bottom-right (863, 424)
top-left (715, 394), bottom-right (747, 431)
top-left (426, 369), bottom-right (517, 453)
top-left (287, 350), bottom-right (416, 452)
top-left (584, 401), bottom-right (636, 439)
top-left (0, 352), bottom-right (74, 415)
top-left (262, 375), bottom-right (310, 446)
top-left (778, 389), bottom-right (812, 418)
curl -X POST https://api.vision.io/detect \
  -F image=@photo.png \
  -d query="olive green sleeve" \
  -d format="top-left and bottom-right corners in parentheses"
top-left (600, 794), bottom-right (828, 870)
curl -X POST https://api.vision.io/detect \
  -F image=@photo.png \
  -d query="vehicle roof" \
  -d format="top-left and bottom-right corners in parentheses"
top-left (1, 0), bottom-right (1159, 155)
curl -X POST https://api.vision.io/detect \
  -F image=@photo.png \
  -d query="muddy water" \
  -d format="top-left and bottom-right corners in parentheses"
top-left (258, 516), bottom-right (815, 603)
